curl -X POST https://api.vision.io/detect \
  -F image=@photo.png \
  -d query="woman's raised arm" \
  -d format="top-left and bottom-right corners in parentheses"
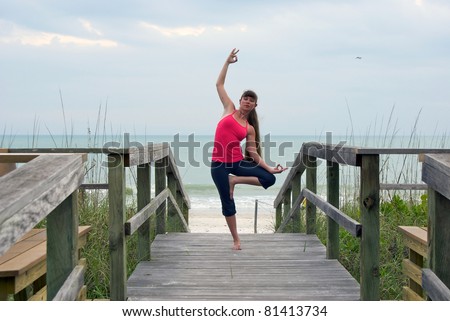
top-left (216, 48), bottom-right (239, 115)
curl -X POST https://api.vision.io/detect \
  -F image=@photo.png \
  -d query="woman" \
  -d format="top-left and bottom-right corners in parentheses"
top-left (211, 48), bottom-right (287, 250)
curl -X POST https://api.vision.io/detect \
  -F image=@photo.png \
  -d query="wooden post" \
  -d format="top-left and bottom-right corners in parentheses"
top-left (177, 191), bottom-right (189, 225)
top-left (283, 188), bottom-right (291, 233)
top-left (137, 163), bottom-right (151, 261)
top-left (275, 203), bottom-right (282, 231)
top-left (108, 153), bottom-right (126, 301)
top-left (359, 155), bottom-right (380, 301)
top-left (155, 157), bottom-right (167, 235)
top-left (46, 191), bottom-right (78, 300)
top-left (422, 154), bottom-right (450, 297)
top-left (254, 199), bottom-right (258, 234)
top-left (167, 172), bottom-right (178, 231)
top-left (327, 161), bottom-right (340, 259)
top-left (292, 172), bottom-right (302, 233)
top-left (306, 156), bottom-right (317, 235)
top-left (427, 188), bottom-right (450, 290)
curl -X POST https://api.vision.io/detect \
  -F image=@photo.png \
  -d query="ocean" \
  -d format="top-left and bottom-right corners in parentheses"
top-left (2, 133), bottom-right (448, 214)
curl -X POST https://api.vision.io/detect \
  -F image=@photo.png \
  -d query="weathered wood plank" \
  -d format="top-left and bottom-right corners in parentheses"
top-left (402, 286), bottom-right (424, 301)
top-left (125, 189), bottom-right (168, 236)
top-left (276, 193), bottom-right (304, 233)
top-left (127, 233), bottom-right (360, 301)
top-left (291, 172), bottom-right (302, 232)
top-left (380, 183), bottom-right (427, 191)
top-left (155, 157), bottom-right (167, 235)
top-left (402, 259), bottom-right (422, 286)
top-left (422, 154), bottom-right (450, 200)
top-left (125, 187), bottom-right (190, 236)
top-left (0, 154), bottom-right (85, 227)
top-left (79, 183), bottom-right (108, 190)
top-left (0, 227), bottom-right (90, 277)
top-left (127, 143), bottom-right (168, 167)
top-left (167, 191), bottom-right (190, 233)
top-left (108, 153), bottom-right (127, 301)
top-left (422, 268), bottom-right (450, 301)
top-left (0, 152), bottom-right (88, 164)
top-left (359, 155), bottom-right (380, 301)
top-left (46, 192), bottom-right (78, 300)
top-left (302, 142), bottom-right (359, 166)
top-left (7, 148), bottom-right (104, 154)
top-left (427, 188), bottom-right (450, 292)
top-left (282, 187), bottom-right (291, 232)
top-left (28, 285), bottom-right (47, 301)
top-left (356, 148), bottom-right (450, 155)
top-left (398, 226), bottom-right (427, 258)
top-left (274, 153), bottom-right (307, 207)
top-left (137, 164), bottom-right (151, 261)
top-left (302, 189), bottom-right (362, 237)
top-left (0, 155), bottom-right (86, 256)
top-left (167, 148), bottom-right (190, 209)
top-left (305, 156), bottom-right (317, 234)
top-left (327, 161), bottom-right (340, 259)
top-left (52, 265), bottom-right (86, 301)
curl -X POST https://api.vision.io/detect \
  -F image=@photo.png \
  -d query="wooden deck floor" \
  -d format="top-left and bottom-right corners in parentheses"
top-left (127, 233), bottom-right (360, 301)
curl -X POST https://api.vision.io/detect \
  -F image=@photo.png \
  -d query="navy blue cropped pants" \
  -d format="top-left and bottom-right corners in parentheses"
top-left (211, 160), bottom-right (276, 216)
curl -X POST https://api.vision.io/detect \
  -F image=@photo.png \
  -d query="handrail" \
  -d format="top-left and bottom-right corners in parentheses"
top-left (276, 193), bottom-right (305, 233)
top-left (422, 269), bottom-right (450, 301)
top-left (125, 187), bottom-right (190, 236)
top-left (106, 139), bottom-right (191, 301)
top-left (276, 189), bottom-right (361, 237)
top-left (0, 152), bottom-right (87, 300)
top-left (274, 152), bottom-right (307, 207)
top-left (52, 265), bottom-right (86, 301)
top-left (6, 143), bottom-right (191, 214)
top-left (422, 153), bottom-right (450, 300)
top-left (274, 142), bottom-right (450, 301)
top-left (4, 135), bottom-right (192, 301)
top-left (0, 153), bottom-right (86, 255)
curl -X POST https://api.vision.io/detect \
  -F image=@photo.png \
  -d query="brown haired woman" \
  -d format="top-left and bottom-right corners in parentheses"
top-left (211, 48), bottom-right (287, 250)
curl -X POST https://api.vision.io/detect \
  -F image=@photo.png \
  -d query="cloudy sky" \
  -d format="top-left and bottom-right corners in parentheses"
top-left (1, 0), bottom-right (449, 138)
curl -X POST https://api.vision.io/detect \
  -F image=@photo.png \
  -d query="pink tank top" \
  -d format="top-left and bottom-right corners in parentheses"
top-left (212, 111), bottom-right (248, 163)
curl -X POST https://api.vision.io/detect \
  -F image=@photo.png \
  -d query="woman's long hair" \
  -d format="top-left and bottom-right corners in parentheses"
top-left (242, 90), bottom-right (262, 162)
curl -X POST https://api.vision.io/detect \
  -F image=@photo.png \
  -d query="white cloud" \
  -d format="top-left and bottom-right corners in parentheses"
top-left (140, 22), bottom-right (206, 37)
top-left (79, 19), bottom-right (103, 36)
top-left (0, 22), bottom-right (117, 47)
top-left (140, 22), bottom-right (249, 38)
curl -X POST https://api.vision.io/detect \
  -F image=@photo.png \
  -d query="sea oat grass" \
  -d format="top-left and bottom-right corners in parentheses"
top-left (314, 193), bottom-right (428, 300)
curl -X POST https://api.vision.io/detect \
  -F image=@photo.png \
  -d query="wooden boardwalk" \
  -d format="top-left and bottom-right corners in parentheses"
top-left (127, 233), bottom-right (360, 300)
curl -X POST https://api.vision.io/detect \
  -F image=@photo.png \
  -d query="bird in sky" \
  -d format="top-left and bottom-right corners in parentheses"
top-left (355, 56), bottom-right (362, 59)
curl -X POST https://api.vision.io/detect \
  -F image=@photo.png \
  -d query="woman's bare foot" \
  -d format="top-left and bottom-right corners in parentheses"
top-left (228, 175), bottom-right (236, 200)
top-left (233, 239), bottom-right (242, 250)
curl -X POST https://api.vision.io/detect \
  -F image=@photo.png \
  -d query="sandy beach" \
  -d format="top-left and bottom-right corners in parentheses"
top-left (188, 206), bottom-right (276, 234)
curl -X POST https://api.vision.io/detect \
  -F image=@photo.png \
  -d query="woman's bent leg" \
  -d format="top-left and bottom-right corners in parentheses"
top-left (229, 175), bottom-right (261, 200)
top-left (231, 161), bottom-right (276, 190)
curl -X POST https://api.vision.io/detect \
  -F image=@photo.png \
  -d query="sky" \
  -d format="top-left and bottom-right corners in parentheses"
top-left (1, 0), bottom-right (450, 138)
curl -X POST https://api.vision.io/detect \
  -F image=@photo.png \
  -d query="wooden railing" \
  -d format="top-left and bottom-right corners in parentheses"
top-left (3, 138), bottom-right (191, 301)
top-left (398, 225), bottom-right (427, 300)
top-left (421, 154), bottom-right (450, 300)
top-left (0, 152), bottom-right (87, 300)
top-left (107, 143), bottom-right (190, 300)
top-left (274, 142), bottom-right (450, 301)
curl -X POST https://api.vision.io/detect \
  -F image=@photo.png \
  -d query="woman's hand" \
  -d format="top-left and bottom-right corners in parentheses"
top-left (226, 48), bottom-right (239, 64)
top-left (271, 164), bottom-right (288, 174)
